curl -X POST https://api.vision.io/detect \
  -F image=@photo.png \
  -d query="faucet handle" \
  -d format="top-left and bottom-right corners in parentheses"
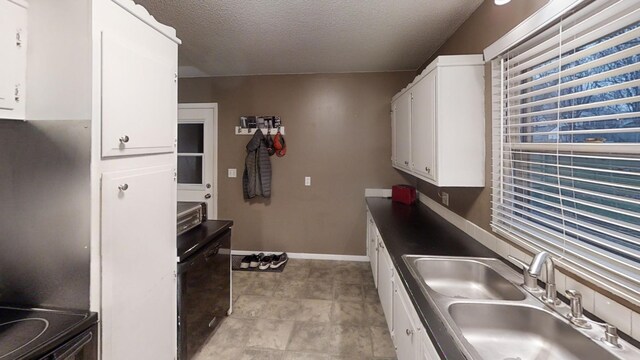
top-left (508, 256), bottom-right (539, 291)
top-left (565, 290), bottom-right (591, 329)
top-left (566, 289), bottom-right (582, 301)
top-left (603, 324), bottom-right (621, 348)
top-left (508, 255), bottom-right (529, 269)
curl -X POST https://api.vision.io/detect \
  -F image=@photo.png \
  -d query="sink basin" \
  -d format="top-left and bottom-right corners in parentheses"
top-left (449, 303), bottom-right (614, 360)
top-left (410, 258), bottom-right (525, 301)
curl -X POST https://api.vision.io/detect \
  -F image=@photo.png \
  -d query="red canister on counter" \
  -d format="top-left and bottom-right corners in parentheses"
top-left (392, 185), bottom-right (416, 205)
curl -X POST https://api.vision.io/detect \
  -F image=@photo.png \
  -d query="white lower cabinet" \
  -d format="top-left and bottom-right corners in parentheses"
top-left (367, 212), bottom-right (379, 288)
top-left (393, 281), bottom-right (421, 360)
top-left (377, 241), bottom-right (394, 331)
top-left (101, 165), bottom-right (176, 359)
top-left (367, 209), bottom-right (441, 359)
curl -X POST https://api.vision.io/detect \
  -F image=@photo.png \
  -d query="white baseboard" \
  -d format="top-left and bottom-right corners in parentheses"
top-left (231, 250), bottom-right (369, 262)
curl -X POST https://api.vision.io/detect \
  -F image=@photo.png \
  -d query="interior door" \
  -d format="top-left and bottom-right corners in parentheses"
top-left (395, 91), bottom-right (412, 170)
top-left (411, 70), bottom-right (437, 182)
top-left (177, 105), bottom-right (217, 219)
top-left (101, 165), bottom-right (176, 360)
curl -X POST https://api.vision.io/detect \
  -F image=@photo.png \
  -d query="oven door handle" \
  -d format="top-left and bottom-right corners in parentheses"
top-left (204, 243), bottom-right (222, 260)
top-left (53, 332), bottom-right (93, 359)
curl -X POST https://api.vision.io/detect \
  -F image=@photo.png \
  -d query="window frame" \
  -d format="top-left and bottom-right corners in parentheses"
top-left (489, 0), bottom-right (640, 306)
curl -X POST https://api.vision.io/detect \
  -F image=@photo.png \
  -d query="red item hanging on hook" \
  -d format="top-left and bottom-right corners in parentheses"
top-left (273, 128), bottom-right (287, 157)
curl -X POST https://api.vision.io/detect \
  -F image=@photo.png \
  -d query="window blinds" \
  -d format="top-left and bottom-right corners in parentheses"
top-left (492, 0), bottom-right (640, 304)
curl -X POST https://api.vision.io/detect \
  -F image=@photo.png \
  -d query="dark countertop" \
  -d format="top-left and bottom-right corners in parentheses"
top-left (0, 306), bottom-right (98, 359)
top-left (177, 220), bottom-right (233, 262)
top-left (366, 197), bottom-right (499, 360)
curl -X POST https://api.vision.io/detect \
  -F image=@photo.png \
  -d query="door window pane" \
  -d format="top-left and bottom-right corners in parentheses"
top-left (178, 156), bottom-right (203, 184)
top-left (178, 124), bottom-right (204, 153)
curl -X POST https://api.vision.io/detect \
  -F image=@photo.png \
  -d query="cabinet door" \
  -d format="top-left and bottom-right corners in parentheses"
top-left (0, 0), bottom-right (26, 118)
top-left (420, 332), bottom-right (441, 360)
top-left (391, 102), bottom-right (397, 166)
top-left (393, 282), bottom-right (420, 360)
top-left (369, 229), bottom-right (380, 288)
top-left (377, 242), bottom-right (394, 332)
top-left (101, 165), bottom-right (176, 359)
top-left (101, 28), bottom-right (177, 157)
top-left (394, 91), bottom-right (412, 171)
top-left (368, 216), bottom-right (379, 288)
top-left (411, 70), bottom-right (437, 182)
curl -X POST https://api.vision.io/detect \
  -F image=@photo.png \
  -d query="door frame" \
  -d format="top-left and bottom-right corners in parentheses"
top-left (177, 103), bottom-right (219, 219)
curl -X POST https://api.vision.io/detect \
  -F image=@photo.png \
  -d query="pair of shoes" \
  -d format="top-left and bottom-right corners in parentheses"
top-left (240, 252), bottom-right (288, 270)
top-left (259, 253), bottom-right (288, 270)
top-left (240, 252), bottom-right (264, 269)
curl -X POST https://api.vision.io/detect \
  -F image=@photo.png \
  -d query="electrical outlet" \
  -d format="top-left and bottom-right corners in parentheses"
top-left (228, 168), bottom-right (237, 178)
top-left (442, 192), bottom-right (449, 206)
top-left (305, 176), bottom-right (311, 186)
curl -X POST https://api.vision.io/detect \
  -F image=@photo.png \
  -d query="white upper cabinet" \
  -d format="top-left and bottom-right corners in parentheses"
top-left (101, 22), bottom-right (177, 157)
top-left (410, 70), bottom-right (437, 182)
top-left (393, 90), bottom-right (412, 171)
top-left (392, 55), bottom-right (485, 187)
top-left (0, 0), bottom-right (27, 120)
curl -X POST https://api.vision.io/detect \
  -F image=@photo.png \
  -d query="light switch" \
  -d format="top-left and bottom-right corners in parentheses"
top-left (228, 168), bottom-right (237, 178)
top-left (305, 176), bottom-right (311, 186)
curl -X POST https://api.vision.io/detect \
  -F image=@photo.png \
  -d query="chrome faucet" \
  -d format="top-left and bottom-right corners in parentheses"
top-left (528, 251), bottom-right (560, 306)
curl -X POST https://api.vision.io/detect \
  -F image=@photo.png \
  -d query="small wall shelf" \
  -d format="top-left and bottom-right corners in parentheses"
top-left (235, 126), bottom-right (285, 136)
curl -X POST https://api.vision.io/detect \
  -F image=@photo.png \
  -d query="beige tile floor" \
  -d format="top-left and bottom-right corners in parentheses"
top-left (194, 259), bottom-right (397, 360)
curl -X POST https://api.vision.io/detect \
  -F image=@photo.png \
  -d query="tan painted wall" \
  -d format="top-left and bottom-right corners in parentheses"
top-left (416, 0), bottom-right (548, 231)
top-left (179, 72), bottom-right (416, 255)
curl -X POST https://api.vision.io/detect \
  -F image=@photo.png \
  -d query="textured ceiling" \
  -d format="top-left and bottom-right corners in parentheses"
top-left (134, 0), bottom-right (483, 76)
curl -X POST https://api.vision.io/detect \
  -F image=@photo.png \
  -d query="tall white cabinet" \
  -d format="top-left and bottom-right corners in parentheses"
top-left (391, 55), bottom-right (485, 187)
top-left (0, 0), bottom-right (27, 120)
top-left (26, 0), bottom-right (180, 358)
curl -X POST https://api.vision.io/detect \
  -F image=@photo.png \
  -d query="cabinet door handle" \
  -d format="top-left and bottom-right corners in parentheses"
top-left (119, 135), bottom-right (130, 143)
top-left (406, 328), bottom-right (414, 336)
top-left (118, 184), bottom-right (129, 191)
top-left (404, 161), bottom-right (409, 165)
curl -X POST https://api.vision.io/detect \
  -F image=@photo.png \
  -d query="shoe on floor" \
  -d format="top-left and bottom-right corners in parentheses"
top-left (270, 253), bottom-right (288, 269)
top-left (258, 254), bottom-right (274, 270)
top-left (240, 255), bottom-right (252, 269)
top-left (249, 253), bottom-right (264, 268)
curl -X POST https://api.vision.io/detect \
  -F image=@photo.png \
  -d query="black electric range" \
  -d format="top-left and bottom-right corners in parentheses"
top-left (0, 306), bottom-right (98, 360)
top-left (177, 220), bottom-right (233, 360)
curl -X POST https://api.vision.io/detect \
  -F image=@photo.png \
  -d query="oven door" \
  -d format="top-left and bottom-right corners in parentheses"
top-left (178, 229), bottom-right (231, 360)
top-left (39, 324), bottom-right (98, 360)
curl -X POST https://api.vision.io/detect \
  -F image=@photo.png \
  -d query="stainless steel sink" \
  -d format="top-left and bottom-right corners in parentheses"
top-left (402, 255), bottom-right (640, 360)
top-left (449, 303), bottom-right (613, 360)
top-left (410, 257), bottom-right (525, 301)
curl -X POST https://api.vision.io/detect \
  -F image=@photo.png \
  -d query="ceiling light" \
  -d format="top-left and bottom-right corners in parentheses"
top-left (495, 0), bottom-right (511, 5)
